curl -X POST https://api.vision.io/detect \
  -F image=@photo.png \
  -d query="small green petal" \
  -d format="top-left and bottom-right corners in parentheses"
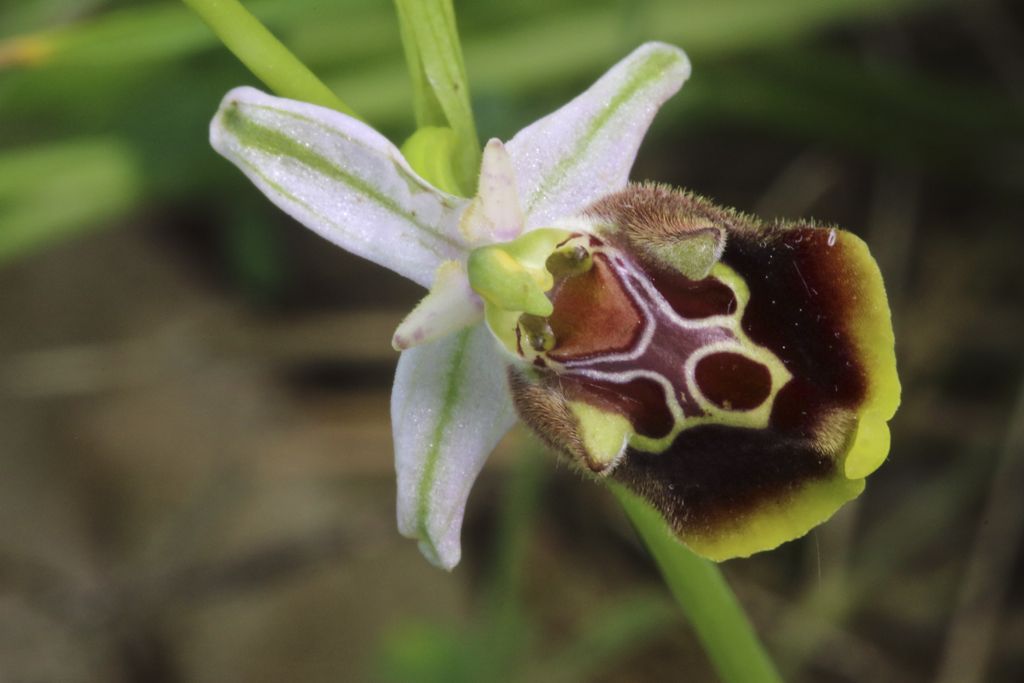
top-left (467, 245), bottom-right (552, 317)
top-left (392, 260), bottom-right (483, 351)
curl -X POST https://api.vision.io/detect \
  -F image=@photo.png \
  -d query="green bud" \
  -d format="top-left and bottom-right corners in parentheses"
top-left (400, 126), bottom-right (465, 196)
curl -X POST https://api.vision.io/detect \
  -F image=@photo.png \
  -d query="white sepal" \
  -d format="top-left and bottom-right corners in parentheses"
top-left (506, 42), bottom-right (690, 229)
top-left (210, 87), bottom-right (470, 287)
top-left (391, 325), bottom-right (517, 570)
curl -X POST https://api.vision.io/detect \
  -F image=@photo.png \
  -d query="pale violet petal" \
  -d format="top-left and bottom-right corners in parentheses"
top-left (459, 139), bottom-right (524, 245)
top-left (210, 87), bottom-right (469, 287)
top-left (392, 261), bottom-right (484, 350)
top-left (392, 325), bottom-right (517, 569)
top-left (506, 42), bottom-right (691, 228)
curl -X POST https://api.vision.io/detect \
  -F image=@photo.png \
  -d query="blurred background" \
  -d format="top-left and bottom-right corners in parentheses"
top-left (2, 0), bottom-right (1023, 681)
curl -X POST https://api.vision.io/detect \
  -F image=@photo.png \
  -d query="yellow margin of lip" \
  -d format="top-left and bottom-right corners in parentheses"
top-left (835, 231), bottom-right (901, 480)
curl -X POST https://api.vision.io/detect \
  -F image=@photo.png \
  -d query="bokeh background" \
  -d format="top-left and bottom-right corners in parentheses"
top-left (2, 0), bottom-right (1023, 681)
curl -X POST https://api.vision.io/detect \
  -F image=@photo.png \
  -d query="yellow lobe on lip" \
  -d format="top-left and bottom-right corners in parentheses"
top-left (835, 231), bottom-right (900, 480)
top-left (568, 401), bottom-right (634, 473)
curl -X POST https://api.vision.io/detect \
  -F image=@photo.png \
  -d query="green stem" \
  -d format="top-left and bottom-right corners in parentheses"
top-left (181, 0), bottom-right (356, 116)
top-left (393, 0), bottom-right (480, 194)
top-left (611, 483), bottom-right (783, 683)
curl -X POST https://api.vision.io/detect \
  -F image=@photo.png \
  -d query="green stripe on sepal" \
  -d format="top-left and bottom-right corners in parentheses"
top-left (392, 325), bottom-right (517, 570)
top-left (527, 46), bottom-right (688, 214)
top-left (210, 87), bottom-right (469, 288)
top-left (507, 42), bottom-right (691, 228)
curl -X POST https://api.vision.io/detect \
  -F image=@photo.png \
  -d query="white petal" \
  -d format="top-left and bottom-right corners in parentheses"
top-left (392, 261), bottom-right (484, 350)
top-left (506, 42), bottom-right (691, 228)
top-left (211, 87), bottom-right (469, 287)
top-left (459, 139), bottom-right (524, 245)
top-left (392, 325), bottom-right (517, 569)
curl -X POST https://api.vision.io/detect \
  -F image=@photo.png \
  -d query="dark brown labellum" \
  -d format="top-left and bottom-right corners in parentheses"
top-left (507, 183), bottom-right (900, 560)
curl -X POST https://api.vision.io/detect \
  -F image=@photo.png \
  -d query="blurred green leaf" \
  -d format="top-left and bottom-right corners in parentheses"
top-left (0, 137), bottom-right (139, 263)
top-left (377, 622), bottom-right (477, 683)
top-left (676, 49), bottom-right (1024, 180)
top-left (0, 0), bottom-right (381, 69)
top-left (531, 592), bottom-right (677, 683)
top-left (0, 0), bottom-right (106, 38)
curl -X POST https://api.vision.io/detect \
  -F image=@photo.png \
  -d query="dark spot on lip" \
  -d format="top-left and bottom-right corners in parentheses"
top-left (695, 352), bottom-right (772, 411)
top-left (646, 264), bottom-right (738, 319)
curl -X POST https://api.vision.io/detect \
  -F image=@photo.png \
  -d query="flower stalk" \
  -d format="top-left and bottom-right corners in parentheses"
top-left (612, 483), bottom-right (784, 683)
top-left (181, 0), bottom-right (355, 115)
top-left (393, 0), bottom-right (481, 195)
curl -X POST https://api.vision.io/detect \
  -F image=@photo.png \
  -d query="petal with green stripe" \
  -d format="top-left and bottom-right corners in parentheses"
top-left (391, 324), bottom-right (516, 570)
top-left (506, 42), bottom-right (690, 228)
top-left (210, 87), bottom-right (468, 287)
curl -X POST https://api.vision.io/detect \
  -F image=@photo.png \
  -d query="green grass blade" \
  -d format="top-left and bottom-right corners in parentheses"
top-left (611, 483), bottom-right (784, 683)
top-left (181, 0), bottom-right (355, 115)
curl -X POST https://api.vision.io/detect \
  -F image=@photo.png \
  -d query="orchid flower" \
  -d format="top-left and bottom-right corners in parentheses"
top-left (209, 42), bottom-right (899, 570)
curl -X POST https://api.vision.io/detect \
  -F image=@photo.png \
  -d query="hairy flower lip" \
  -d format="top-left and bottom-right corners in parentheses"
top-left (507, 184), bottom-right (899, 561)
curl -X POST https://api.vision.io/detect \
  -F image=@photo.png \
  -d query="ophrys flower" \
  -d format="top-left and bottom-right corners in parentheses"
top-left (209, 42), bottom-right (898, 569)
